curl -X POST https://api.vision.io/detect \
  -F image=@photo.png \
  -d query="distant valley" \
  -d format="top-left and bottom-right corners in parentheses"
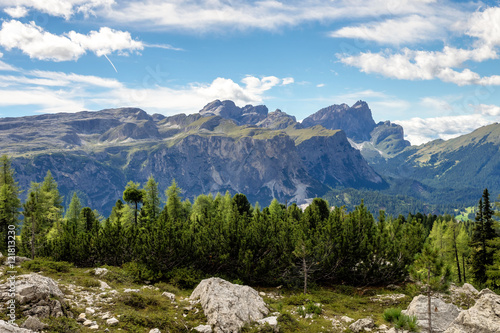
top-left (1, 100), bottom-right (498, 215)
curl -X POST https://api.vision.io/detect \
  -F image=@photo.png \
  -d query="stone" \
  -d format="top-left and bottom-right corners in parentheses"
top-left (0, 273), bottom-right (66, 318)
top-left (124, 288), bottom-right (140, 293)
top-left (193, 324), bottom-right (212, 333)
top-left (190, 277), bottom-right (269, 333)
top-left (90, 324), bottom-right (99, 330)
top-left (149, 329), bottom-right (161, 333)
top-left (402, 295), bottom-right (461, 333)
top-left (106, 317), bottom-right (119, 326)
top-left (162, 292), bottom-right (176, 302)
top-left (257, 316), bottom-right (279, 332)
top-left (349, 317), bottom-right (375, 333)
top-left (0, 320), bottom-right (34, 332)
top-left (99, 280), bottom-right (111, 290)
top-left (94, 267), bottom-right (109, 276)
top-left (86, 307), bottom-right (95, 315)
top-left (444, 291), bottom-right (500, 333)
top-left (21, 316), bottom-right (47, 331)
top-left (101, 312), bottom-right (111, 320)
top-left (77, 313), bottom-right (86, 323)
top-left (83, 319), bottom-right (93, 326)
top-left (340, 315), bottom-right (354, 323)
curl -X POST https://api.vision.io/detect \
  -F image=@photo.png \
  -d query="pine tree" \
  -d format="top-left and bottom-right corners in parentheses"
top-left (0, 155), bottom-right (21, 254)
top-left (142, 176), bottom-right (161, 224)
top-left (21, 183), bottom-right (46, 259)
top-left (123, 181), bottom-right (143, 225)
top-left (470, 189), bottom-right (496, 284)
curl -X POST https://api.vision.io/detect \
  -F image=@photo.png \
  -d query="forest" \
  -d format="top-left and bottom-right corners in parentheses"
top-left (1, 155), bottom-right (499, 292)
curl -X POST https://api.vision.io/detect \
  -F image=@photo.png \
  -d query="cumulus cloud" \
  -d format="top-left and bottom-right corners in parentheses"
top-left (0, 0), bottom-right (114, 19)
top-left (4, 6), bottom-right (28, 18)
top-left (338, 45), bottom-right (499, 86)
top-left (467, 6), bottom-right (500, 47)
top-left (330, 15), bottom-right (444, 44)
top-left (0, 20), bottom-right (143, 61)
top-left (472, 104), bottom-right (500, 116)
top-left (395, 115), bottom-right (492, 145)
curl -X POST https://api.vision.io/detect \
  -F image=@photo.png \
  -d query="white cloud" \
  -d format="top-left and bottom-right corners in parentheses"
top-left (0, 0), bottom-right (114, 19)
top-left (316, 83), bottom-right (325, 88)
top-left (472, 104), bottom-right (500, 116)
top-left (0, 88), bottom-right (85, 113)
top-left (467, 7), bottom-right (500, 47)
top-left (282, 77), bottom-right (294, 85)
top-left (4, 6), bottom-right (28, 18)
top-left (420, 97), bottom-right (453, 112)
top-left (0, 20), bottom-right (143, 61)
top-left (394, 114), bottom-right (492, 145)
top-left (96, 0), bottom-right (468, 33)
top-left (338, 44), bottom-right (499, 86)
top-left (330, 15), bottom-right (444, 44)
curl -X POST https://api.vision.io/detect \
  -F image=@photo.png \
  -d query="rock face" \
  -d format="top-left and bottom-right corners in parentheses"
top-left (0, 273), bottom-right (66, 318)
top-left (190, 277), bottom-right (269, 333)
top-left (402, 295), bottom-right (461, 332)
top-left (444, 290), bottom-right (500, 333)
top-left (257, 109), bottom-right (297, 130)
top-left (302, 101), bottom-right (376, 142)
top-left (199, 100), bottom-right (268, 125)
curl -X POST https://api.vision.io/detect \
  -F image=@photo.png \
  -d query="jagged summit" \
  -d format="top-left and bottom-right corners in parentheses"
top-left (301, 101), bottom-right (376, 142)
top-left (199, 100), bottom-right (268, 125)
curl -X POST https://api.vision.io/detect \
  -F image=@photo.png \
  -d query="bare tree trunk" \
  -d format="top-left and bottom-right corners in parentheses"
top-left (31, 215), bottom-right (35, 259)
top-left (454, 243), bottom-right (462, 283)
top-left (303, 255), bottom-right (307, 295)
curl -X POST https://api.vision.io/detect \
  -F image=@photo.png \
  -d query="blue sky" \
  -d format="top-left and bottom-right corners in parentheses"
top-left (0, 0), bottom-right (500, 145)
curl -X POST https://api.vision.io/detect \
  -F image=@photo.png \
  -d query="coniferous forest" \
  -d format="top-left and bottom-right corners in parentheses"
top-left (1, 154), bottom-right (500, 292)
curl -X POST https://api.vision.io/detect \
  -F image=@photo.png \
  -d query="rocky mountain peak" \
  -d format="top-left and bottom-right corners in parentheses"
top-left (257, 109), bottom-right (297, 130)
top-left (199, 100), bottom-right (268, 125)
top-left (301, 101), bottom-right (376, 142)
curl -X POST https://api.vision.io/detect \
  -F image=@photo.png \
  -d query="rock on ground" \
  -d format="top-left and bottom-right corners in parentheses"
top-left (0, 273), bottom-right (66, 318)
top-left (21, 316), bottom-right (47, 331)
top-left (257, 316), bottom-right (279, 332)
top-left (444, 289), bottom-right (500, 333)
top-left (149, 329), bottom-right (162, 333)
top-left (0, 320), bottom-right (34, 332)
top-left (190, 277), bottom-right (269, 333)
top-left (402, 295), bottom-right (461, 333)
top-left (193, 324), bottom-right (212, 333)
top-left (349, 317), bottom-right (374, 333)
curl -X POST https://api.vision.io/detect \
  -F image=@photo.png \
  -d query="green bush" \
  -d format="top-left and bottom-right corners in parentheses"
top-left (305, 301), bottom-right (322, 315)
top-left (277, 313), bottom-right (300, 331)
top-left (283, 293), bottom-right (308, 305)
top-left (21, 258), bottom-right (73, 273)
top-left (383, 307), bottom-right (402, 322)
top-left (44, 317), bottom-right (80, 333)
top-left (154, 282), bottom-right (181, 295)
top-left (167, 267), bottom-right (204, 289)
top-left (119, 292), bottom-right (159, 309)
top-left (123, 262), bottom-right (162, 283)
top-left (76, 276), bottom-right (100, 288)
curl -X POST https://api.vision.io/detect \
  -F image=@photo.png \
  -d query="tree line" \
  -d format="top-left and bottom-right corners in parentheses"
top-left (1, 155), bottom-right (499, 290)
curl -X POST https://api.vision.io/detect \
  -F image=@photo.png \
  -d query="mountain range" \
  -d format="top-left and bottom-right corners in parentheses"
top-left (1, 100), bottom-right (498, 215)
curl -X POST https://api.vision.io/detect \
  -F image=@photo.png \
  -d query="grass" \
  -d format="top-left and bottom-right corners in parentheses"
top-left (2, 258), bottom-right (424, 333)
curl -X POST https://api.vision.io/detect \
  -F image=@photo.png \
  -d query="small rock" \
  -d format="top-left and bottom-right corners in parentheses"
top-left (193, 324), bottom-right (212, 333)
top-left (83, 319), bottom-right (93, 326)
top-left (99, 280), bottom-right (111, 290)
top-left (349, 317), bottom-right (374, 333)
top-left (340, 315), bottom-right (354, 323)
top-left (85, 307), bottom-right (95, 315)
top-left (94, 268), bottom-right (108, 276)
top-left (77, 313), bottom-right (86, 323)
top-left (101, 312), bottom-right (111, 320)
top-left (21, 316), bottom-right (48, 331)
top-left (257, 316), bottom-right (278, 332)
top-left (149, 329), bottom-right (161, 333)
top-left (106, 317), bottom-right (119, 326)
top-left (124, 289), bottom-right (140, 293)
top-left (259, 291), bottom-right (266, 297)
top-left (89, 324), bottom-right (99, 330)
top-left (162, 292), bottom-right (176, 302)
